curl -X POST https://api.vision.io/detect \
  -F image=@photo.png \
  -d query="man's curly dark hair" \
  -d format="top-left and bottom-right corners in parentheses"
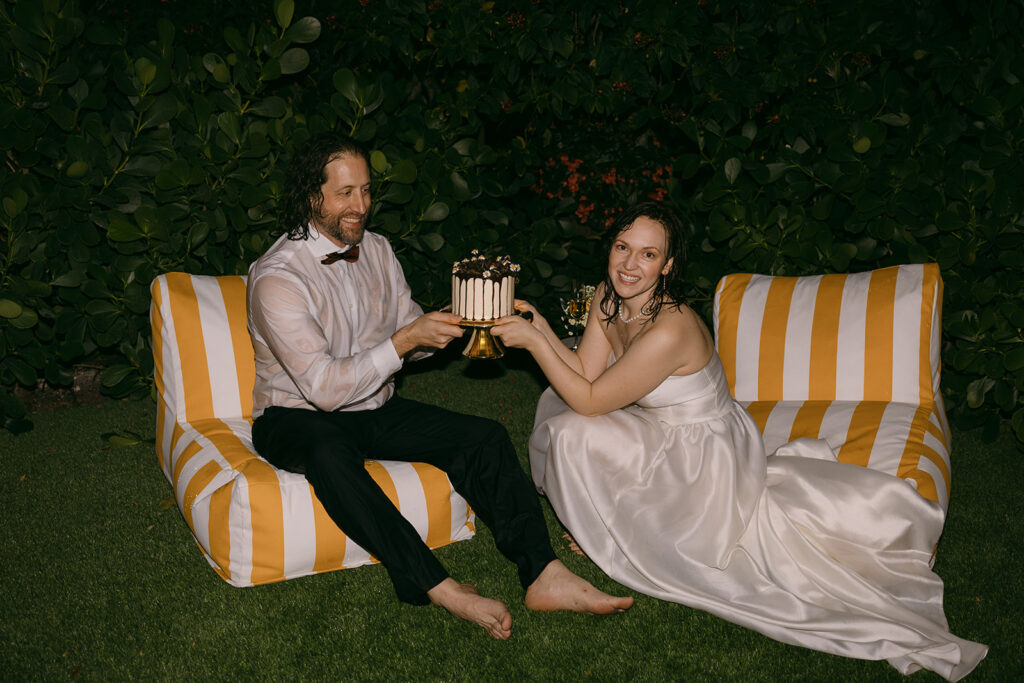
top-left (278, 131), bottom-right (371, 240)
top-left (598, 201), bottom-right (688, 325)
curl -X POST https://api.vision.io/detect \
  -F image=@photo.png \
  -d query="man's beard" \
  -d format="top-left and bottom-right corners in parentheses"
top-left (317, 209), bottom-right (366, 246)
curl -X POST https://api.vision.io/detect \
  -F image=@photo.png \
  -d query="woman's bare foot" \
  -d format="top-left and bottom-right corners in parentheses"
top-left (428, 578), bottom-right (513, 640)
top-left (562, 532), bottom-right (586, 557)
top-left (524, 560), bottom-right (634, 614)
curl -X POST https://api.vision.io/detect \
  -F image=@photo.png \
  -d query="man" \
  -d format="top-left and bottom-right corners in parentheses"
top-left (247, 131), bottom-right (632, 639)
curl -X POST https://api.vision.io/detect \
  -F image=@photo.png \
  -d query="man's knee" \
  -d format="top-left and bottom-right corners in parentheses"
top-left (457, 413), bottom-right (512, 448)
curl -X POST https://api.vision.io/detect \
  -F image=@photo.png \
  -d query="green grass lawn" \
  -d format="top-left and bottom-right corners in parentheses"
top-left (1, 351), bottom-right (1020, 681)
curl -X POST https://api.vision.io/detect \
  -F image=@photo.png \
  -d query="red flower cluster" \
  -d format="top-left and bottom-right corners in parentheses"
top-left (506, 11), bottom-right (526, 28)
top-left (849, 52), bottom-right (871, 67)
top-left (611, 81), bottom-right (633, 92)
top-left (575, 197), bottom-right (595, 222)
top-left (713, 46), bottom-right (735, 58)
top-left (642, 164), bottom-right (672, 184)
top-left (661, 105), bottom-right (688, 121)
top-left (532, 157), bottom-right (674, 225)
top-left (633, 32), bottom-right (654, 49)
top-left (601, 168), bottom-right (624, 185)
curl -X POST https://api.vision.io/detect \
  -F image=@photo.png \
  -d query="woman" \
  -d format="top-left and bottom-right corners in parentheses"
top-left (490, 202), bottom-right (986, 680)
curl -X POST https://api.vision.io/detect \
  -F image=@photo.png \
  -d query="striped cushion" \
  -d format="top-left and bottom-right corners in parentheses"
top-left (150, 272), bottom-right (475, 587)
top-left (713, 264), bottom-right (951, 511)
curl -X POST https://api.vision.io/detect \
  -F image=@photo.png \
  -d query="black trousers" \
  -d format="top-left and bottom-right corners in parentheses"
top-left (251, 395), bottom-right (556, 605)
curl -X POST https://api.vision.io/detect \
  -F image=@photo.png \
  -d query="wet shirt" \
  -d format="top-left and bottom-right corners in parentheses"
top-left (247, 227), bottom-right (423, 418)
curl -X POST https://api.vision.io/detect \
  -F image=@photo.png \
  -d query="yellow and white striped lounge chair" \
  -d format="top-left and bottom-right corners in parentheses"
top-left (149, 272), bottom-right (476, 587)
top-left (714, 263), bottom-right (952, 514)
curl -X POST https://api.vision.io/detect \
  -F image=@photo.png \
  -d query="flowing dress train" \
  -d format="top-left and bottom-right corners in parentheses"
top-left (529, 354), bottom-right (987, 681)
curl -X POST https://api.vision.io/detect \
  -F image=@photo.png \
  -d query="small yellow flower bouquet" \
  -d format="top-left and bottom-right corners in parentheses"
top-left (560, 283), bottom-right (596, 341)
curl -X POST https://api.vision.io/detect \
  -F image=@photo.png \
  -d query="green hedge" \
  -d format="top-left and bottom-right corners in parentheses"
top-left (2, 0), bottom-right (1022, 443)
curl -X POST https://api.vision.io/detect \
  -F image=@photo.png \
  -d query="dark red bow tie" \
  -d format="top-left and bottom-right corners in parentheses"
top-left (321, 246), bottom-right (359, 264)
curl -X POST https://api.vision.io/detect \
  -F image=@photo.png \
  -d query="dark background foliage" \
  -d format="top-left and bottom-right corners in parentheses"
top-left (2, 0), bottom-right (1022, 442)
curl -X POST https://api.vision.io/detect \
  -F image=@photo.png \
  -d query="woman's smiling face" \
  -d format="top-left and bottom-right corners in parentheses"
top-left (607, 216), bottom-right (674, 303)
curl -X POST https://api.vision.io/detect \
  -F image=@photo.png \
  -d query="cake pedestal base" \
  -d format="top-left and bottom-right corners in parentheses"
top-left (459, 320), bottom-right (504, 359)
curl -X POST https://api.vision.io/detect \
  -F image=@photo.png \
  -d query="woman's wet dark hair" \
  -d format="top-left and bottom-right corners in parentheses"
top-left (598, 201), bottom-right (688, 324)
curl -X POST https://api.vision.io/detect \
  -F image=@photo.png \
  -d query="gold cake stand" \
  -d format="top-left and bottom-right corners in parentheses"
top-left (459, 311), bottom-right (532, 359)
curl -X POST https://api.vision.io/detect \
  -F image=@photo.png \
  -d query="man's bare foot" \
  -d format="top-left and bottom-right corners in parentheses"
top-left (428, 578), bottom-right (513, 640)
top-left (524, 560), bottom-right (634, 614)
top-left (562, 532), bottom-right (586, 557)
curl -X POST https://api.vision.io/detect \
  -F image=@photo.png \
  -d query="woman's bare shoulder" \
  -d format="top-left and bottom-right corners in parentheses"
top-left (650, 303), bottom-right (714, 372)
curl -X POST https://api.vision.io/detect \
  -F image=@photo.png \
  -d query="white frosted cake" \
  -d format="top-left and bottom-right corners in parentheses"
top-left (451, 250), bottom-right (520, 321)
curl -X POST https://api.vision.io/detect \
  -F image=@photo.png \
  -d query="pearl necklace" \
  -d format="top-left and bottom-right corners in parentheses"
top-left (618, 307), bottom-right (646, 324)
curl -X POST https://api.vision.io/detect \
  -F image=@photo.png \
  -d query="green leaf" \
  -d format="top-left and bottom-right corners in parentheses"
top-left (453, 138), bottom-right (475, 157)
top-left (370, 150), bottom-right (388, 174)
top-left (284, 17), bottom-right (321, 44)
top-left (139, 93), bottom-right (177, 129)
top-left (85, 300), bottom-right (120, 316)
top-left (936, 211), bottom-right (960, 232)
top-left (188, 222), bottom-right (210, 250)
top-left (420, 233), bottom-right (445, 251)
top-left (555, 34), bottom-right (573, 58)
top-left (480, 211), bottom-right (508, 226)
top-left (101, 365), bottom-right (134, 388)
top-left (52, 271), bottom-right (85, 287)
top-left (106, 213), bottom-right (143, 242)
top-left (724, 157), bottom-right (742, 185)
top-left (104, 432), bottom-right (145, 447)
top-left (1013, 408), bottom-right (1024, 442)
top-left (333, 68), bottom-right (358, 101)
top-left (878, 113), bottom-right (910, 127)
top-left (543, 244), bottom-right (568, 261)
top-left (0, 299), bottom-right (23, 318)
top-left (389, 159), bottom-right (417, 184)
top-left (213, 63), bottom-right (231, 83)
top-left (135, 58), bottom-right (157, 85)
top-left (966, 377), bottom-right (996, 408)
top-left (224, 27), bottom-right (248, 54)
top-left (828, 243), bottom-right (858, 271)
top-left (10, 309), bottom-right (38, 329)
top-left (202, 53), bottom-right (227, 77)
top-left (450, 171), bottom-right (472, 201)
top-left (217, 112), bottom-right (242, 144)
top-left (354, 119), bottom-right (376, 142)
top-left (708, 211), bottom-right (734, 242)
top-left (279, 48), bottom-right (309, 75)
top-left (380, 184), bottom-right (414, 204)
top-left (249, 96), bottom-right (286, 118)
top-left (66, 161), bottom-right (89, 178)
top-left (4, 358), bottom-right (36, 386)
top-left (3, 189), bottom-right (29, 218)
top-left (85, 24), bottom-right (119, 46)
top-left (157, 18), bottom-right (175, 51)
top-left (1005, 346), bottom-right (1024, 372)
top-left (422, 202), bottom-right (450, 222)
top-left (274, 0), bottom-right (295, 29)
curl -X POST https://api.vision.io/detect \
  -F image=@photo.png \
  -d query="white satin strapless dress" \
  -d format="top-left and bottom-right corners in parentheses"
top-left (529, 354), bottom-right (986, 681)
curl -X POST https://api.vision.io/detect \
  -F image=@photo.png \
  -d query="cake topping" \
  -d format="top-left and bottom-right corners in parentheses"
top-left (452, 250), bottom-right (521, 279)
